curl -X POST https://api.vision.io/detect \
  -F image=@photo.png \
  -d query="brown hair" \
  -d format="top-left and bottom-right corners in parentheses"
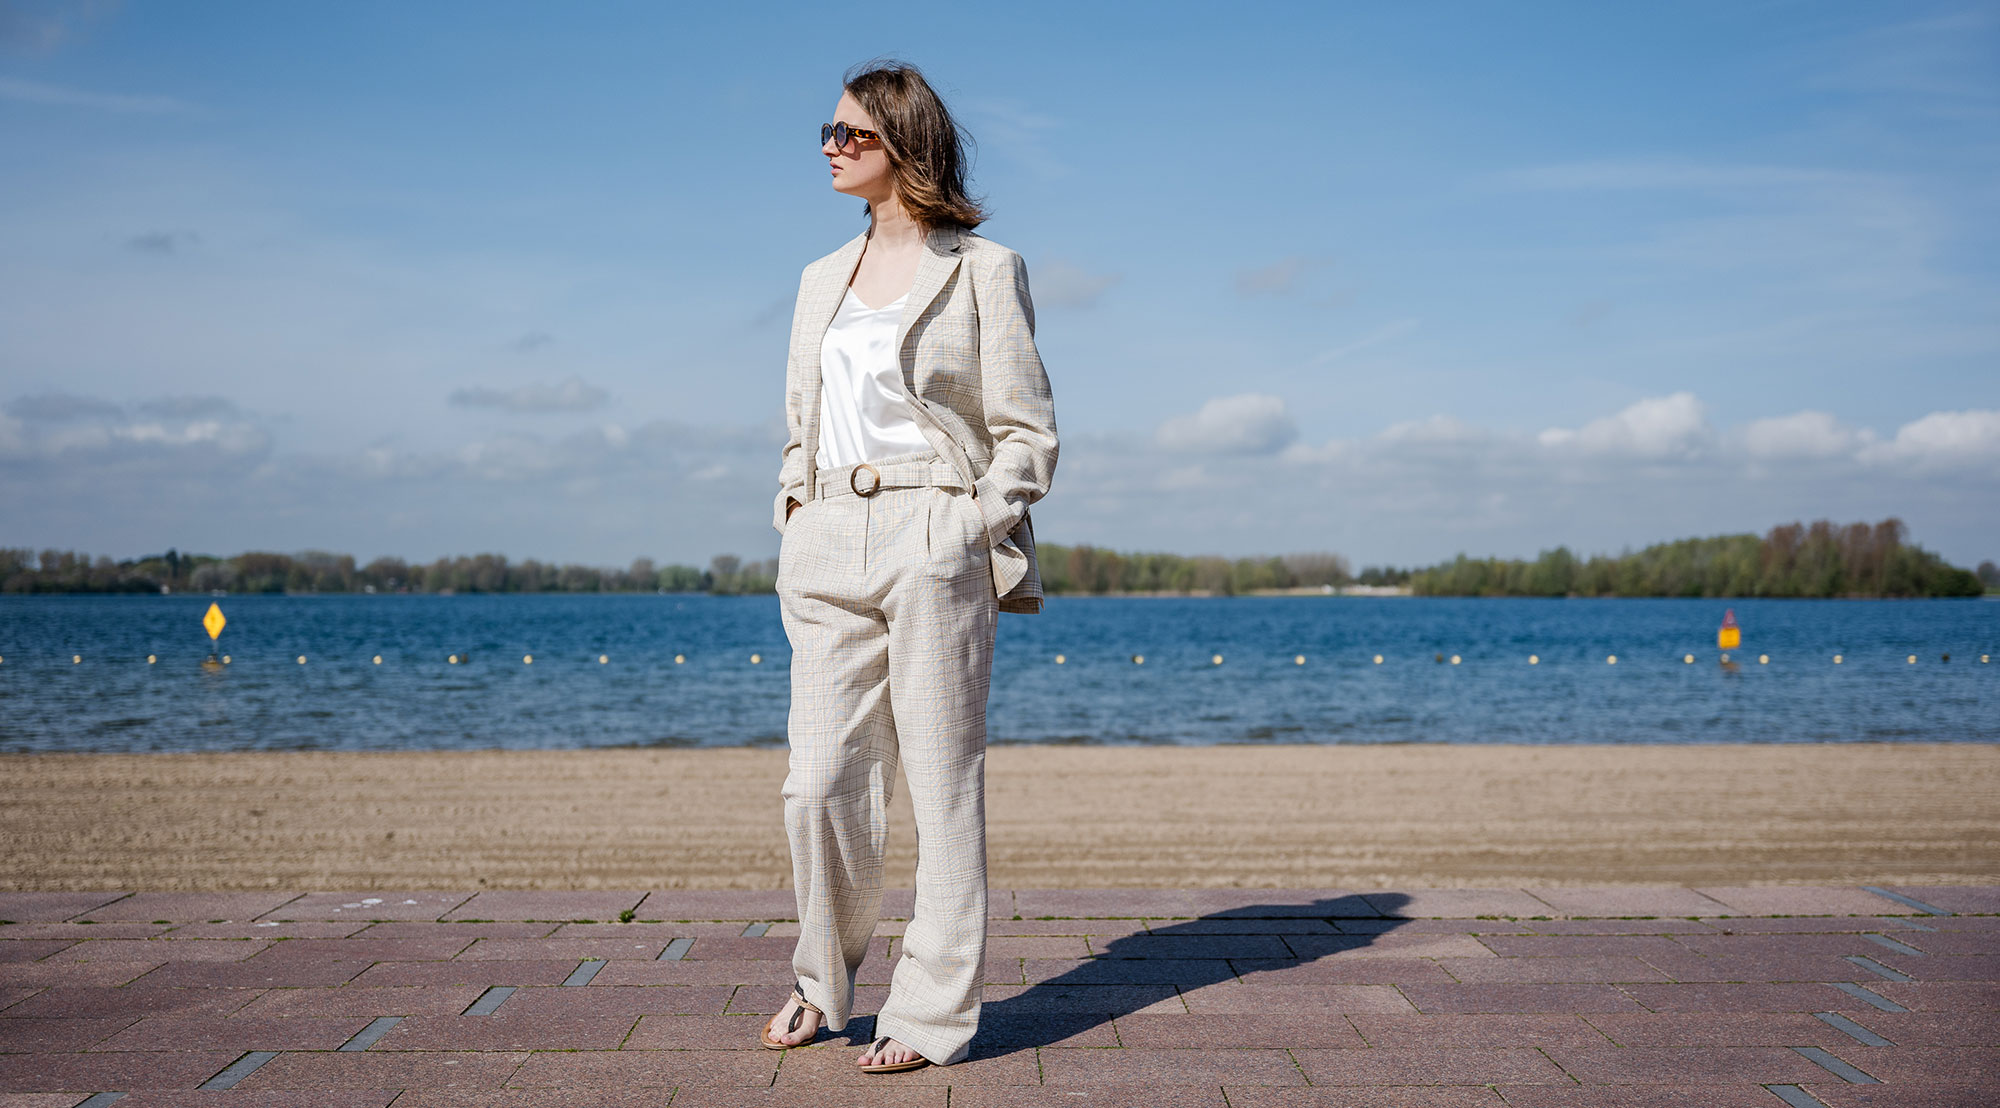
top-left (843, 59), bottom-right (987, 230)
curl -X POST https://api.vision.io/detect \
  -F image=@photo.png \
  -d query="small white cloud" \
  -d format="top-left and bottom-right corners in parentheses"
top-left (1156, 393), bottom-right (1298, 456)
top-left (1860, 408), bottom-right (2000, 468)
top-left (1538, 392), bottom-right (1709, 458)
top-left (1739, 410), bottom-right (1867, 459)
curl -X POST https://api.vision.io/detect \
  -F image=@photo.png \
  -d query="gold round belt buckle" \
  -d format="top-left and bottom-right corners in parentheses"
top-left (849, 462), bottom-right (882, 497)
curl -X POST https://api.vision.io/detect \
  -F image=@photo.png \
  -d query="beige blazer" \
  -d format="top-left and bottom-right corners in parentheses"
top-left (773, 222), bottom-right (1059, 614)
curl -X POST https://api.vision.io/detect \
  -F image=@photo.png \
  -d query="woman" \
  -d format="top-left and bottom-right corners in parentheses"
top-left (761, 59), bottom-right (1058, 1073)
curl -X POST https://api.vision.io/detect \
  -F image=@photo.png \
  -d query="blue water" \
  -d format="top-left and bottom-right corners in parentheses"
top-left (0, 594), bottom-right (1993, 752)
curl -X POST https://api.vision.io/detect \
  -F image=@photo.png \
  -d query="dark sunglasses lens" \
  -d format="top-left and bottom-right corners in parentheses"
top-left (821, 123), bottom-right (832, 144)
top-left (834, 122), bottom-right (850, 147)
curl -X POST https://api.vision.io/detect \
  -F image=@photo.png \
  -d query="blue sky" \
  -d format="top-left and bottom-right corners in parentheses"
top-left (3, 0), bottom-right (1996, 570)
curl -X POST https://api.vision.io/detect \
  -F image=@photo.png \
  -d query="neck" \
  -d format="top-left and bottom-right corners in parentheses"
top-left (866, 194), bottom-right (926, 247)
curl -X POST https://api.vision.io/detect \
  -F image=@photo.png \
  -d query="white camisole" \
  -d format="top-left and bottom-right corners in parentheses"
top-left (815, 286), bottom-right (932, 469)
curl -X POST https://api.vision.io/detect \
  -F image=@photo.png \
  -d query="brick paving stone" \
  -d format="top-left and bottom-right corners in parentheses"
top-left (267, 892), bottom-right (474, 920)
top-left (1522, 886), bottom-right (1738, 917)
top-left (0, 987), bottom-right (40, 1013)
top-left (3, 985), bottom-right (262, 1019)
top-left (496, 983), bottom-right (738, 1017)
top-left (0, 893), bottom-right (133, 923)
top-left (1361, 889), bottom-right (1553, 918)
top-left (1896, 932), bottom-right (2000, 956)
top-left (439, 891), bottom-right (643, 921)
top-left (592, 959), bottom-right (794, 986)
top-left (351, 921), bottom-right (556, 939)
top-left (110, 1093), bottom-right (401, 1108)
top-left (96, 1013), bottom-right (375, 1050)
top-left (86, 893), bottom-right (304, 923)
top-left (986, 935), bottom-right (1093, 957)
top-left (2, 922), bottom-right (169, 940)
top-left (1637, 950), bottom-right (1888, 983)
top-left (248, 936), bottom-right (474, 962)
top-left (1347, 1012), bottom-right (1608, 1048)
top-left (1179, 981), bottom-right (1415, 1015)
top-left (1437, 955), bottom-right (1672, 984)
top-left (1846, 1011), bottom-right (2000, 1045)
top-left (453, 936), bottom-right (666, 961)
top-left (1021, 957), bottom-right (1235, 987)
top-left (1695, 886), bottom-right (1915, 917)
top-left (1698, 916), bottom-right (1919, 934)
top-left (1803, 1083), bottom-right (1998, 1108)
top-left (1153, 917), bottom-right (1341, 934)
top-left (1292, 1045), bottom-right (1570, 1085)
top-left (506, 1048), bottom-right (778, 1086)
top-left (774, 1042), bottom-right (1040, 1085)
top-left (464, 1092), bottom-right (946, 1108)
top-left (231, 985), bottom-right (486, 1018)
top-left (1480, 935), bottom-right (1694, 958)
top-left (624, 1013), bottom-right (808, 1050)
top-left (1114, 1012), bottom-right (1367, 1048)
top-left (1227, 1090), bottom-right (1506, 1107)
top-left (1870, 955), bottom-right (2000, 981)
top-left (1583, 1011), bottom-right (1861, 1048)
top-left (1014, 890), bottom-right (1212, 919)
top-left (685, 936), bottom-right (843, 960)
top-left (1622, 981), bottom-right (1878, 1012)
top-left (372, 1009), bottom-right (639, 1050)
top-left (128, 958), bottom-right (369, 989)
top-left (1493, 1088), bottom-right (1780, 1108)
top-left (1517, 918), bottom-right (1720, 935)
top-left (1885, 886), bottom-right (2000, 915)
top-left (1833, 1046), bottom-right (1998, 1082)
top-left (1677, 932), bottom-right (1911, 955)
top-left (1338, 918), bottom-right (1533, 935)
top-left (1398, 983), bottom-right (1644, 1014)
top-left (980, 982), bottom-right (1186, 1015)
top-left (952, 1089), bottom-right (1224, 1108)
top-left (1926, 917), bottom-right (2000, 933)
top-left (1189, 889), bottom-right (1377, 918)
top-left (548, 921), bottom-right (749, 940)
top-left (990, 919), bottom-right (1155, 940)
top-left (233, 1049), bottom-right (529, 1089)
top-left (0, 1016), bottom-right (136, 1051)
top-left (1227, 956), bottom-right (1459, 985)
top-left (962, 1011), bottom-right (1121, 1047)
top-left (0, 942), bottom-right (79, 966)
top-left (0, 1049), bottom-right (240, 1092)
top-left (1542, 1044), bottom-right (1837, 1083)
top-left (1284, 934), bottom-right (1497, 959)
top-left (166, 921), bottom-right (367, 939)
top-left (634, 890), bottom-right (804, 920)
top-left (1862, 982), bottom-right (2000, 1011)
top-left (0, 960), bottom-right (163, 987)
top-left (347, 958), bottom-right (577, 987)
top-left (1037, 1046), bottom-right (1306, 1085)
top-left (45, 939), bottom-right (268, 964)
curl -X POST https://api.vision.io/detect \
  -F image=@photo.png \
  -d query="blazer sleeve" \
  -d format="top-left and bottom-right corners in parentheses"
top-left (970, 249), bottom-right (1060, 548)
top-left (772, 267), bottom-right (813, 535)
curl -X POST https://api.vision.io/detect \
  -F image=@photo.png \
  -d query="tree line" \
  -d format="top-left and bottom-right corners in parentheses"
top-left (1405, 519), bottom-right (1992, 598)
top-left (2, 518), bottom-right (1989, 598)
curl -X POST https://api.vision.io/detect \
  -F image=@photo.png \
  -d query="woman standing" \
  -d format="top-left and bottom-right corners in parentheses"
top-left (760, 59), bottom-right (1058, 1072)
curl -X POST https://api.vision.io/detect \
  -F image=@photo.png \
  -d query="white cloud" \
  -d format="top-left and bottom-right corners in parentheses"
top-left (448, 375), bottom-right (608, 413)
top-left (1739, 410), bottom-right (1869, 459)
top-left (1156, 393), bottom-right (1298, 456)
top-left (1537, 392), bottom-right (1709, 458)
top-left (1860, 408), bottom-right (2000, 468)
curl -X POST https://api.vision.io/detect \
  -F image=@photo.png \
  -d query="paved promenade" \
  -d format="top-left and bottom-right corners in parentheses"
top-left (1, 885), bottom-right (1994, 1106)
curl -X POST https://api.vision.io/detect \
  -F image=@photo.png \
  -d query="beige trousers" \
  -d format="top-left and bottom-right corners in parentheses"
top-left (775, 448), bottom-right (1000, 1066)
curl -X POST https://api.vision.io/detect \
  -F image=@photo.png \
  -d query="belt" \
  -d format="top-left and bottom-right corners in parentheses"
top-left (815, 453), bottom-right (968, 500)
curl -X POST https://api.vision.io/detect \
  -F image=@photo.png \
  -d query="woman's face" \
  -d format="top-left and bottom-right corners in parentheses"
top-left (825, 91), bottom-right (894, 205)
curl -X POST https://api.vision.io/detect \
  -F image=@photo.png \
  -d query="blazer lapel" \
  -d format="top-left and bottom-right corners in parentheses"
top-left (895, 223), bottom-right (967, 356)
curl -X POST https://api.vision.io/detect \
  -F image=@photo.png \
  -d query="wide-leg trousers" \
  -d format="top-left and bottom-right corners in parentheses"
top-left (774, 448), bottom-right (1000, 1067)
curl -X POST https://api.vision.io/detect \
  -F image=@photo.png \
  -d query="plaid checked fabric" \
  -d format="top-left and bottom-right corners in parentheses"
top-left (776, 448), bottom-right (999, 1066)
top-left (773, 223), bottom-right (1059, 614)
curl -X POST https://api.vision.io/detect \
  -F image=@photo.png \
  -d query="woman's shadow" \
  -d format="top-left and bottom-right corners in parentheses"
top-left (858, 891), bottom-right (1417, 1058)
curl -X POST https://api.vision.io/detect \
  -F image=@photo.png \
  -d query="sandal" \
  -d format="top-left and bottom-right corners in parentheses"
top-left (858, 1034), bottom-right (932, 1073)
top-left (759, 978), bottom-right (823, 1050)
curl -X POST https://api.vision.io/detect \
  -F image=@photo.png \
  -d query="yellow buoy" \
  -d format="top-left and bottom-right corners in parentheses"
top-left (147, 654), bottom-right (157, 664)
top-left (448, 654), bottom-right (459, 664)
top-left (599, 654), bottom-right (609, 664)
top-left (1133, 654), bottom-right (1144, 665)
top-left (297, 656), bottom-right (307, 665)
top-left (1907, 655), bottom-right (1917, 665)
top-left (1529, 654), bottom-right (1540, 665)
top-left (1449, 655), bottom-right (1461, 665)
top-left (72, 655), bottom-right (81, 664)
top-left (1833, 654), bottom-right (1843, 664)
top-left (1607, 655), bottom-right (1617, 665)
top-left (1295, 655), bottom-right (1305, 665)
top-left (1212, 654), bottom-right (1223, 665)
top-left (1054, 654), bottom-right (1065, 664)
top-left (372, 655), bottom-right (382, 665)
top-left (523, 654), bottom-right (534, 664)
top-left (1683, 654), bottom-right (1694, 664)
top-left (203, 602), bottom-right (226, 641)
top-left (1373, 654), bottom-right (1384, 665)
top-left (750, 654), bottom-right (761, 664)
top-left (1758, 654), bottom-right (1769, 665)
top-left (1718, 608), bottom-right (1740, 651)
top-left (674, 654), bottom-right (685, 664)
top-left (222, 655), bottom-right (231, 664)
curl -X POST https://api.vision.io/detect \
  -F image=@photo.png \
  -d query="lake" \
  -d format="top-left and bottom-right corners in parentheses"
top-left (0, 594), bottom-right (1993, 752)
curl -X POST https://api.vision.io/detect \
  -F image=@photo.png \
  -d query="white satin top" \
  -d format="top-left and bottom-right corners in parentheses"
top-left (815, 285), bottom-right (932, 469)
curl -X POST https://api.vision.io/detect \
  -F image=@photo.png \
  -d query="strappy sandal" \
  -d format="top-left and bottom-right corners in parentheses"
top-left (759, 978), bottom-right (823, 1050)
top-left (857, 1034), bottom-right (932, 1073)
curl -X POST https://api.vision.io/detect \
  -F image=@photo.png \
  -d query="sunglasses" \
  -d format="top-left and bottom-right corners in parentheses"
top-left (821, 120), bottom-right (881, 149)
